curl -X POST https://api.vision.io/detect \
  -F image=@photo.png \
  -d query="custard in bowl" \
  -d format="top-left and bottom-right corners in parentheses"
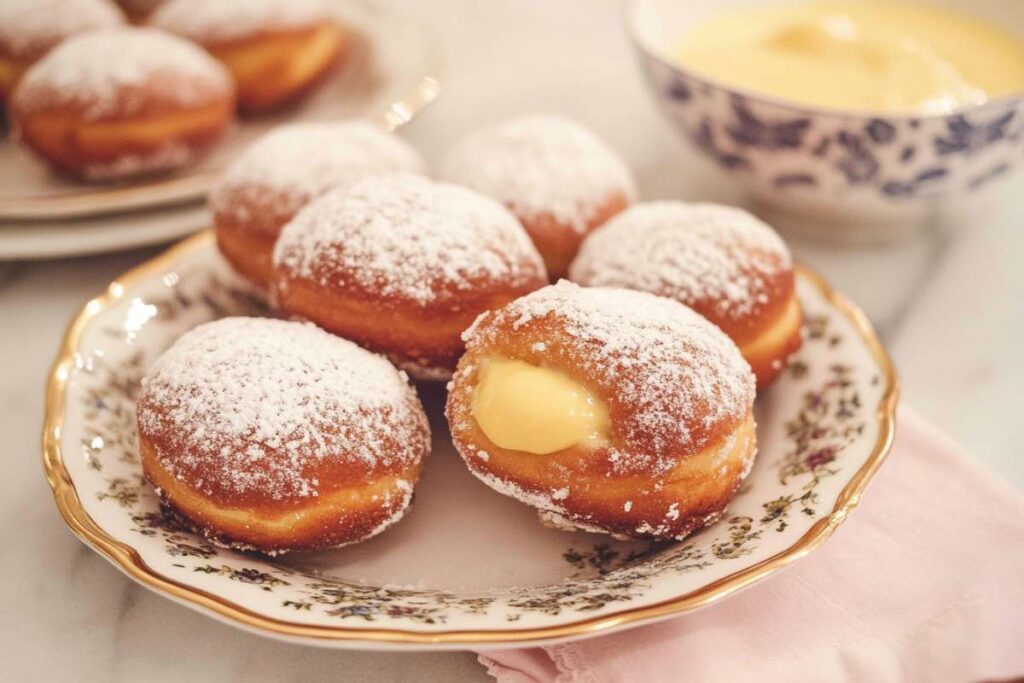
top-left (627, 0), bottom-right (1024, 243)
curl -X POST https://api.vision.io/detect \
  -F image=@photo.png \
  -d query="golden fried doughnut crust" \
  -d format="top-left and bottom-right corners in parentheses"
top-left (570, 202), bottom-right (803, 388)
top-left (272, 174), bottom-right (548, 379)
top-left (215, 220), bottom-right (279, 289)
top-left (136, 318), bottom-right (430, 553)
top-left (212, 122), bottom-right (425, 288)
top-left (0, 54), bottom-right (30, 104)
top-left (10, 27), bottom-right (234, 180)
top-left (114, 0), bottom-right (165, 22)
top-left (440, 115), bottom-right (637, 280)
top-left (151, 0), bottom-right (346, 113)
top-left (207, 24), bottom-right (346, 114)
top-left (446, 282), bottom-right (757, 541)
top-left (519, 190), bottom-right (631, 280)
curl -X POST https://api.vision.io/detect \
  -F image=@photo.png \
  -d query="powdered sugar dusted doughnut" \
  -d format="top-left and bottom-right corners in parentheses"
top-left (152, 0), bottom-right (347, 113)
top-left (11, 27), bottom-right (234, 180)
top-left (441, 115), bottom-right (637, 279)
top-left (273, 173), bottom-right (547, 380)
top-left (137, 317), bottom-right (430, 554)
top-left (571, 202), bottom-right (802, 387)
top-left (446, 281), bottom-right (757, 541)
top-left (0, 0), bottom-right (124, 101)
top-left (213, 122), bottom-right (425, 287)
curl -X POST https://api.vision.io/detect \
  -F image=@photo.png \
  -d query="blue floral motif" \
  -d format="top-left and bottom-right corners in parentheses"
top-left (935, 111), bottom-right (1016, 156)
top-left (773, 173), bottom-right (817, 188)
top-left (881, 180), bottom-right (916, 198)
top-left (834, 132), bottom-right (879, 184)
top-left (914, 167), bottom-right (948, 183)
top-left (693, 119), bottom-right (751, 170)
top-left (726, 98), bottom-right (811, 149)
top-left (667, 79), bottom-right (692, 102)
top-left (810, 137), bottom-right (831, 157)
top-left (865, 119), bottom-right (897, 144)
top-left (968, 162), bottom-right (1011, 189)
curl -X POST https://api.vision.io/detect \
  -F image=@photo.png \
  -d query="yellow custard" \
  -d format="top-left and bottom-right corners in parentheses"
top-left (675, 1), bottom-right (1024, 113)
top-left (472, 358), bottom-right (610, 455)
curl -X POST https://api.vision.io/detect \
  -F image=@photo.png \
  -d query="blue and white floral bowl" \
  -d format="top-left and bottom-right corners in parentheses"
top-left (626, 0), bottom-right (1024, 244)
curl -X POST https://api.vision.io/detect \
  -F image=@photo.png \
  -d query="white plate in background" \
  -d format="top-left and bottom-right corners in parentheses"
top-left (0, 1), bottom-right (441, 221)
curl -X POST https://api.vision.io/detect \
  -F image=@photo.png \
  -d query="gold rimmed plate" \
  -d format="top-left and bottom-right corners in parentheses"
top-left (43, 231), bottom-right (897, 650)
top-left (0, 1), bottom-right (442, 222)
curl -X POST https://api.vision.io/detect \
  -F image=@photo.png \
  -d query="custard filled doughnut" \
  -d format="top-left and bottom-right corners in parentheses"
top-left (441, 115), bottom-right (637, 279)
top-left (212, 122), bottom-right (425, 288)
top-left (11, 27), bottom-right (234, 181)
top-left (273, 173), bottom-right (547, 380)
top-left (152, 0), bottom-right (347, 113)
top-left (446, 281), bottom-right (757, 541)
top-left (0, 0), bottom-right (123, 103)
top-left (570, 202), bottom-right (802, 388)
top-left (136, 317), bottom-right (430, 554)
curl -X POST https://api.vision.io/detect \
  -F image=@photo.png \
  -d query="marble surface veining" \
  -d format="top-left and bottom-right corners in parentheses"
top-left (1, 0), bottom-right (1020, 680)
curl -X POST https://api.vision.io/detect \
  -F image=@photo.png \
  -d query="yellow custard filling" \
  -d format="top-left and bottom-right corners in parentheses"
top-left (472, 358), bottom-right (610, 455)
top-left (675, 1), bottom-right (1024, 113)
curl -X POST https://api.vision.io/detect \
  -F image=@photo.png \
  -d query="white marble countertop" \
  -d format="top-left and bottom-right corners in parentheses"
top-left (2, 0), bottom-right (1021, 680)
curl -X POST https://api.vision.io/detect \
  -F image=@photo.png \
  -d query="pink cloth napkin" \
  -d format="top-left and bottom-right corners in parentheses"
top-left (477, 408), bottom-right (1024, 683)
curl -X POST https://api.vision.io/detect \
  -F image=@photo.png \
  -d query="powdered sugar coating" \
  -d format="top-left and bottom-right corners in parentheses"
top-left (137, 317), bottom-right (429, 502)
top-left (13, 27), bottom-right (232, 120)
top-left (0, 0), bottom-right (123, 60)
top-left (273, 173), bottom-right (546, 306)
top-left (460, 281), bottom-right (754, 473)
top-left (440, 115), bottom-right (637, 232)
top-left (152, 0), bottom-right (337, 44)
top-left (79, 142), bottom-right (198, 182)
top-left (211, 122), bottom-right (425, 231)
top-left (570, 202), bottom-right (792, 321)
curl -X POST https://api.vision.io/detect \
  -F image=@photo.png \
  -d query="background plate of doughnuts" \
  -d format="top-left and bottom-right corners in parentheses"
top-left (0, 0), bottom-right (442, 222)
top-left (43, 226), bottom-right (896, 649)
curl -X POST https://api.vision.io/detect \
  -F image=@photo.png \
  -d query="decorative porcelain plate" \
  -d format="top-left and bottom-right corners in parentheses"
top-left (0, 1), bottom-right (441, 222)
top-left (0, 201), bottom-right (207, 261)
top-left (43, 232), bottom-right (898, 650)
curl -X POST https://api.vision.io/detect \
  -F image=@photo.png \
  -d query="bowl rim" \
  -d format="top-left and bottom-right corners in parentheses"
top-left (623, 0), bottom-right (1024, 122)
top-left (41, 230), bottom-right (900, 648)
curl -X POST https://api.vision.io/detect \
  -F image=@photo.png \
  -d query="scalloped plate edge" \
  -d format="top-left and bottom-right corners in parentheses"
top-left (41, 230), bottom-right (899, 650)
